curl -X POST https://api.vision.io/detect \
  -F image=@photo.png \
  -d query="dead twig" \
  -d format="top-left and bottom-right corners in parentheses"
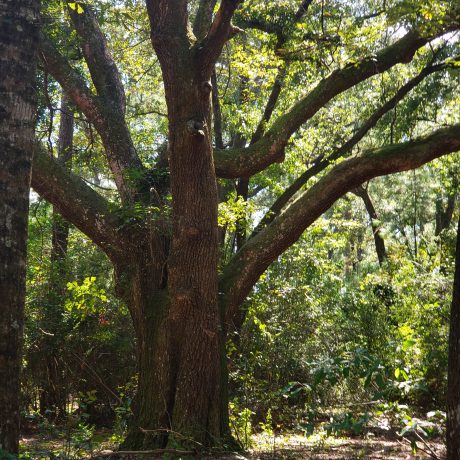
top-left (398, 435), bottom-right (442, 460)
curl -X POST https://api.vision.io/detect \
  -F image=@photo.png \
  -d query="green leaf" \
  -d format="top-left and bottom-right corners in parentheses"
top-left (68, 2), bottom-right (84, 13)
top-left (411, 439), bottom-right (417, 454)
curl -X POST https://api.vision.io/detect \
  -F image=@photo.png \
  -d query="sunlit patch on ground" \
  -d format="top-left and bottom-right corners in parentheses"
top-left (243, 433), bottom-right (445, 460)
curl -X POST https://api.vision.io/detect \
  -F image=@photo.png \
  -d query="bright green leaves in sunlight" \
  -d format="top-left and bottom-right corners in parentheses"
top-left (218, 191), bottom-right (255, 233)
top-left (67, 2), bottom-right (84, 14)
top-left (65, 276), bottom-right (108, 318)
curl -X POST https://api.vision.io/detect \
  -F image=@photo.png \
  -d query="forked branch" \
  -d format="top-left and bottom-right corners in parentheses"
top-left (196, 0), bottom-right (243, 75)
top-left (40, 29), bottom-right (145, 204)
top-left (67, 3), bottom-right (126, 113)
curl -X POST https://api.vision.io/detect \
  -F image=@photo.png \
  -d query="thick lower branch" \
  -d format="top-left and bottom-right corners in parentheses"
top-left (221, 124), bottom-right (460, 324)
top-left (32, 146), bottom-right (124, 258)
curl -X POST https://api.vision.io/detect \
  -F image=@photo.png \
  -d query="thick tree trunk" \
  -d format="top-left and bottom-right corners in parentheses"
top-left (40, 95), bottom-right (74, 420)
top-left (166, 98), bottom-right (221, 449)
top-left (116, 240), bottom-right (230, 450)
top-left (0, 0), bottom-right (39, 454)
top-left (447, 214), bottom-right (460, 459)
top-left (130, 7), bottom-right (228, 445)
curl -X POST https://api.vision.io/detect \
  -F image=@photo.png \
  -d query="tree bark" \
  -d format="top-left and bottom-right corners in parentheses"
top-left (447, 214), bottom-right (460, 459)
top-left (0, 0), bottom-right (39, 454)
top-left (115, 240), bottom-right (231, 449)
top-left (118, 1), bottom-right (234, 447)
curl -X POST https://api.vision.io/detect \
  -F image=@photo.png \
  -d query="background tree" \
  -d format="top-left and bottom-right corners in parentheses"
top-left (38, 94), bottom-right (74, 421)
top-left (0, 0), bottom-right (40, 454)
top-left (447, 214), bottom-right (460, 459)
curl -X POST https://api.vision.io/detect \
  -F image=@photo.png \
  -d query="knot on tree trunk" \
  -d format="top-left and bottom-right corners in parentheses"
top-left (201, 80), bottom-right (213, 94)
top-left (186, 119), bottom-right (205, 137)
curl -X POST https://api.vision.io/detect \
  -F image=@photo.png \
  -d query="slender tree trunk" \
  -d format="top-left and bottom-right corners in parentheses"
top-left (447, 214), bottom-right (460, 459)
top-left (354, 186), bottom-right (387, 266)
top-left (40, 95), bottom-right (74, 420)
top-left (235, 178), bottom-right (249, 252)
top-left (435, 193), bottom-right (456, 237)
top-left (0, 0), bottom-right (39, 453)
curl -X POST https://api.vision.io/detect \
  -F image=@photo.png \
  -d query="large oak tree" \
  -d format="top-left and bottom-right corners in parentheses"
top-left (33, 0), bottom-right (460, 449)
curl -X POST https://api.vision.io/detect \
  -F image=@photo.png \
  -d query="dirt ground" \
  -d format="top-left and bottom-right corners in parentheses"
top-left (20, 431), bottom-right (445, 459)
top-left (244, 434), bottom-right (445, 459)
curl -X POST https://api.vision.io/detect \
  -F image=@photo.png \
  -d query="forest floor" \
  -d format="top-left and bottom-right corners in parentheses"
top-left (20, 430), bottom-right (445, 459)
top-left (244, 433), bottom-right (445, 459)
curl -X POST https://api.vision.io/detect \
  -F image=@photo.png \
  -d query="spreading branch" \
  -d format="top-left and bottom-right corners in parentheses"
top-left (67, 4), bottom-right (145, 204)
top-left (221, 124), bottom-right (460, 325)
top-left (196, 0), bottom-right (243, 76)
top-left (214, 29), bottom-right (452, 178)
top-left (31, 146), bottom-right (124, 259)
top-left (67, 3), bottom-right (126, 113)
top-left (251, 60), bottom-right (447, 235)
top-left (39, 35), bottom-right (102, 125)
top-left (40, 34), bottom-right (145, 204)
top-left (193, 0), bottom-right (219, 40)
